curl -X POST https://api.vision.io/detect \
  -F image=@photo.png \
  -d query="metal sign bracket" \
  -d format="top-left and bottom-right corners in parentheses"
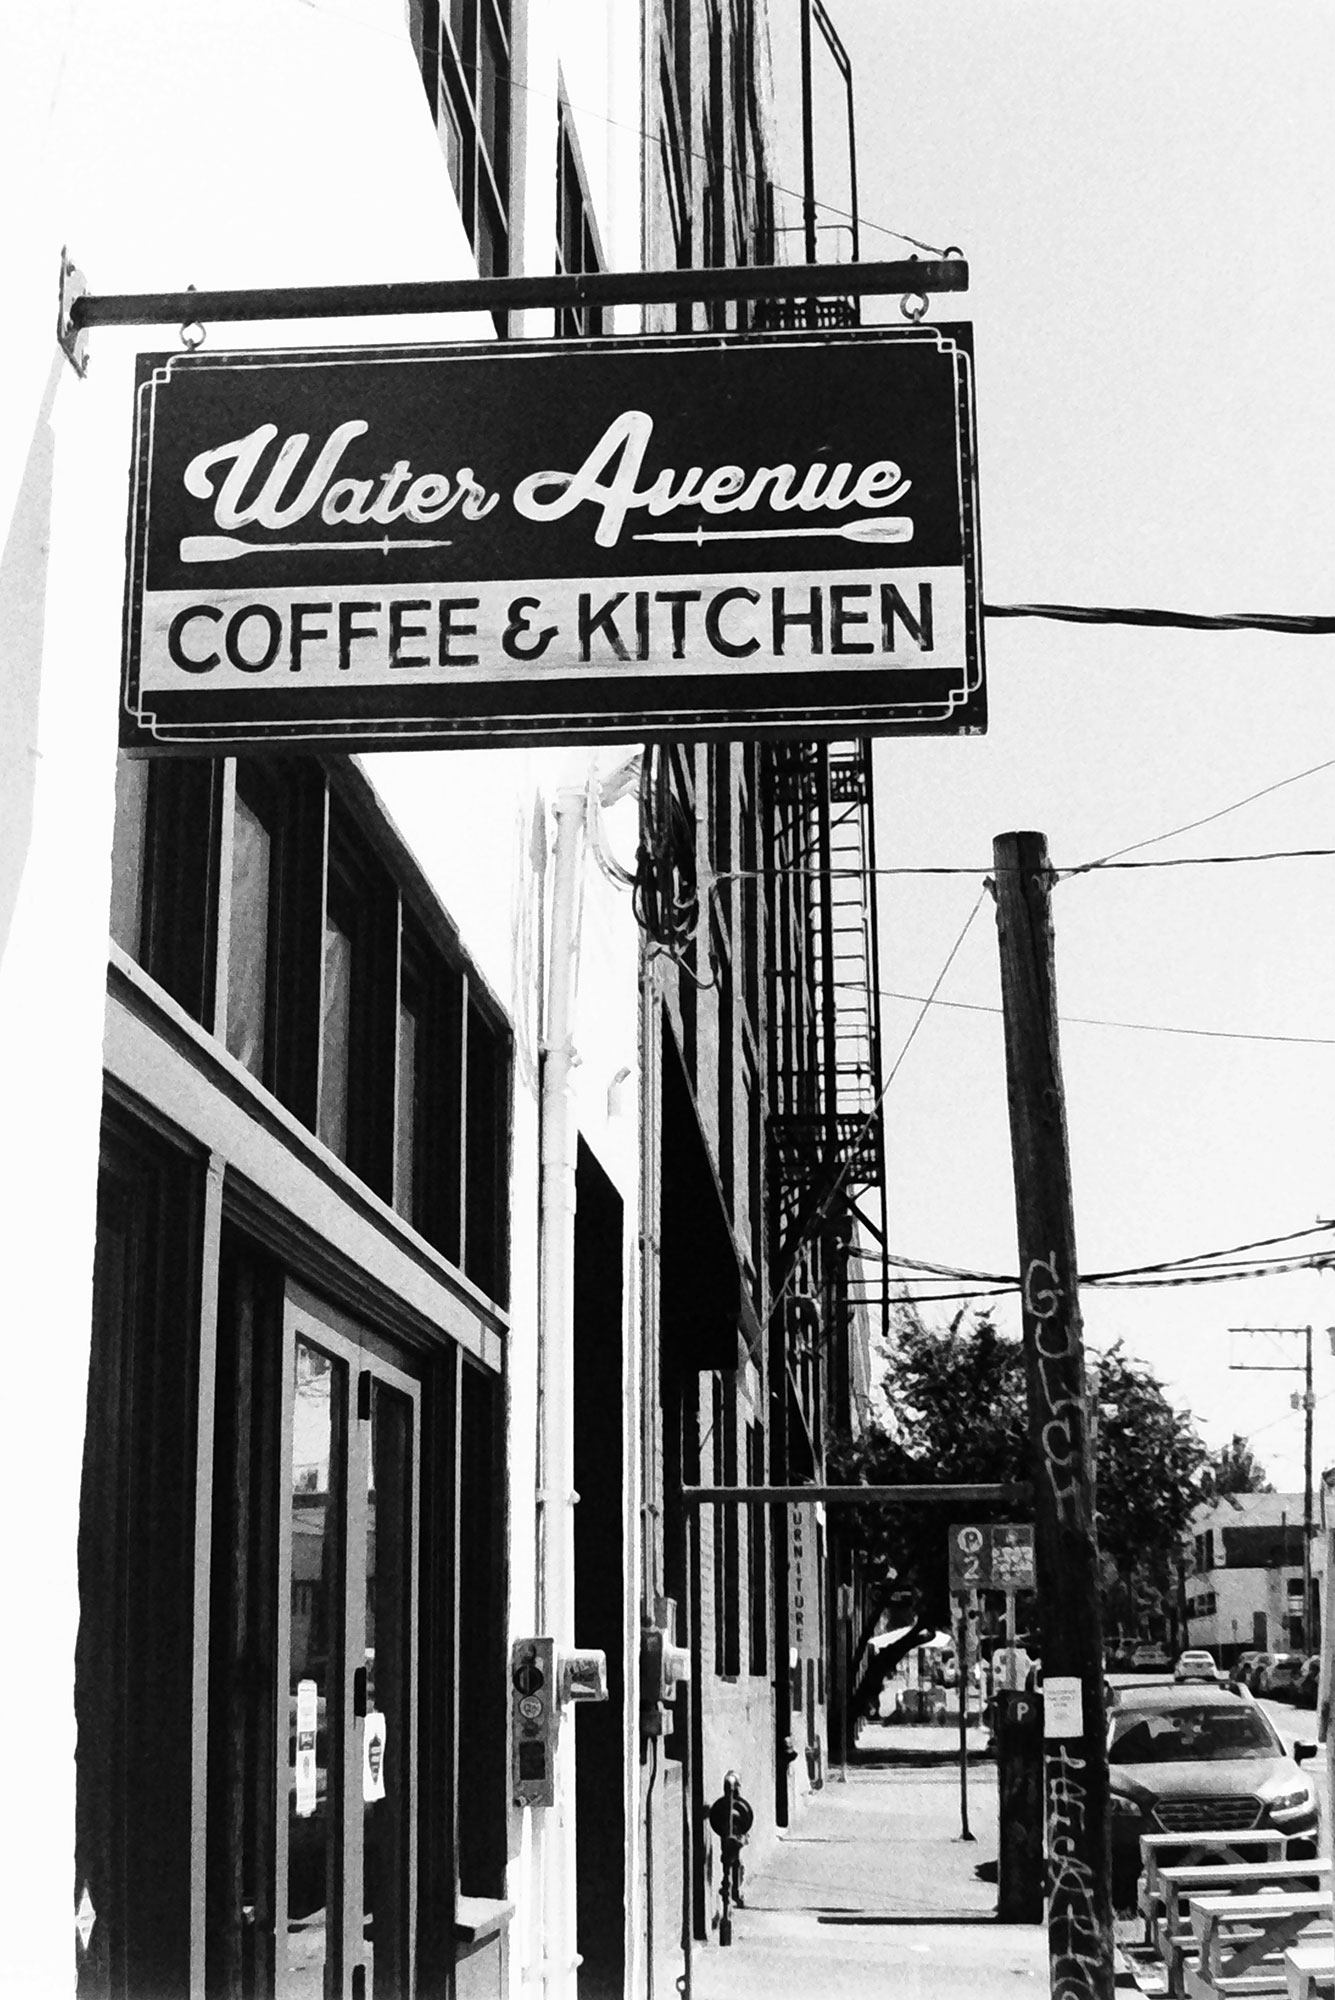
top-left (57, 248), bottom-right (89, 378)
top-left (55, 251), bottom-right (969, 376)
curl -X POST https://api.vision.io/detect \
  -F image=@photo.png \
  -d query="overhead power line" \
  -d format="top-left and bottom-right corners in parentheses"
top-left (877, 987), bottom-right (1335, 1047)
top-left (876, 1255), bottom-right (1334, 1307)
top-left (851, 1222), bottom-right (1335, 1308)
top-left (985, 602), bottom-right (1335, 635)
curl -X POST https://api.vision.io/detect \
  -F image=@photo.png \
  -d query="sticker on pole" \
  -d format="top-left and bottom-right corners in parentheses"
top-left (1043, 1675), bottom-right (1084, 1738)
top-left (295, 1677), bottom-right (319, 1818)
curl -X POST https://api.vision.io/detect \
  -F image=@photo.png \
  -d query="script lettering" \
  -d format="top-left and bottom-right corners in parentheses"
top-left (513, 409), bottom-right (912, 547)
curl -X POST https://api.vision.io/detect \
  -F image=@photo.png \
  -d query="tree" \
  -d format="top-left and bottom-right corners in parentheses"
top-left (832, 1304), bottom-right (1210, 1704)
top-left (1198, 1434), bottom-right (1273, 1501)
top-left (1089, 1342), bottom-right (1209, 1640)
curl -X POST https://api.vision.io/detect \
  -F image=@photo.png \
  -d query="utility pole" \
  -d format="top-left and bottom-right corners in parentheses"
top-left (993, 831), bottom-right (1112, 2000)
top-left (1227, 1326), bottom-right (1314, 1649)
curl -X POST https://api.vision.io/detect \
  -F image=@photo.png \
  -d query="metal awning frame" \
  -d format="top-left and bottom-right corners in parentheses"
top-left (680, 1482), bottom-right (1031, 1507)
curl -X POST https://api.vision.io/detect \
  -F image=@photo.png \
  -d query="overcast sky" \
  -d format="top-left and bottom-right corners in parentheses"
top-left (800, 3), bottom-right (1335, 1491)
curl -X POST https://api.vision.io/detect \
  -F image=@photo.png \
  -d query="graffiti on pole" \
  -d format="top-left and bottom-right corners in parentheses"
top-left (1024, 1247), bottom-right (1088, 1527)
top-left (1046, 1741), bottom-right (1103, 1998)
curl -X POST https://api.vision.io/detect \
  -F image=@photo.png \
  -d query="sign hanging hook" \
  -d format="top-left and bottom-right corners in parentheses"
top-left (180, 283), bottom-right (206, 352)
top-left (901, 245), bottom-right (961, 325)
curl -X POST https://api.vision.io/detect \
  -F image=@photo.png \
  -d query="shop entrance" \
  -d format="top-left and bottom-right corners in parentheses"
top-left (278, 1283), bottom-right (421, 2000)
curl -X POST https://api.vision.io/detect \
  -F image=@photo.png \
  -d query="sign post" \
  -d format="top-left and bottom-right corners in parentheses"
top-left (947, 1524), bottom-right (1034, 1844)
top-left (956, 1595), bottom-right (974, 1842)
top-left (119, 327), bottom-right (984, 752)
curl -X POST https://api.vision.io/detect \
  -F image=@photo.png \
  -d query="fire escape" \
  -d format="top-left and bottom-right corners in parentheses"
top-left (767, 738), bottom-right (887, 1452)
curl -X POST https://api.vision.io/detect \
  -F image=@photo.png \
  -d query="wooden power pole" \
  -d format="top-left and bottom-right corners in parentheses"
top-left (993, 831), bottom-right (1113, 1999)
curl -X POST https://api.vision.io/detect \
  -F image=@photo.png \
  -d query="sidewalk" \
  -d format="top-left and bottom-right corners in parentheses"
top-left (689, 1721), bottom-right (1048, 2000)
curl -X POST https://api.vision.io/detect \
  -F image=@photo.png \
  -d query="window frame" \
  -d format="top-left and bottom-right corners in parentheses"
top-left (413, 0), bottom-right (513, 281)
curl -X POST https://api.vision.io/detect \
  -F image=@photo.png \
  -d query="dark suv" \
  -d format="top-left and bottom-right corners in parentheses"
top-left (1108, 1681), bottom-right (1319, 1904)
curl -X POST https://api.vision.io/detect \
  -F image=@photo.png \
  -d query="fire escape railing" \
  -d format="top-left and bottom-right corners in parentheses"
top-left (766, 740), bottom-right (888, 1433)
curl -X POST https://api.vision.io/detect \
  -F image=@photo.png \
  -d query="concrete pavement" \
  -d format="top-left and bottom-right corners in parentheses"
top-left (688, 1720), bottom-right (1050, 1999)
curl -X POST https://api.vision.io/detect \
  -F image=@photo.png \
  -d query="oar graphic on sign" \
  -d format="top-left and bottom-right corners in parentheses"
top-left (179, 535), bottom-right (453, 563)
top-left (631, 515), bottom-right (914, 547)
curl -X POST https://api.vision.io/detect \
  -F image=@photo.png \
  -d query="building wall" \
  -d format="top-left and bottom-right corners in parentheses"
top-left (3, 2), bottom-right (877, 1992)
top-left (2, 3), bottom-right (644, 1995)
top-left (1186, 1493), bottom-right (1317, 1661)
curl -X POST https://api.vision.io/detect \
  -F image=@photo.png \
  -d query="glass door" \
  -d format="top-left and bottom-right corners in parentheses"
top-left (276, 1285), bottom-right (419, 2000)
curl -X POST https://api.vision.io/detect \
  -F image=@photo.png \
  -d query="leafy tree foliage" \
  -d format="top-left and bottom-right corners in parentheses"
top-left (1090, 1341), bottom-right (1209, 1635)
top-left (833, 1304), bottom-right (1209, 1701)
top-left (1198, 1433), bottom-right (1273, 1501)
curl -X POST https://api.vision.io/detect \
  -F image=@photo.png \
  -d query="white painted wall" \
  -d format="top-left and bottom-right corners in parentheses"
top-left (1, 2), bottom-right (642, 1991)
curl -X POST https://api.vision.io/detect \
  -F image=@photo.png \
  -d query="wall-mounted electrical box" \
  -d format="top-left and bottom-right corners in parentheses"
top-left (511, 1637), bottom-right (609, 1809)
top-left (640, 1599), bottom-right (690, 1740)
top-left (512, 1637), bottom-right (557, 1809)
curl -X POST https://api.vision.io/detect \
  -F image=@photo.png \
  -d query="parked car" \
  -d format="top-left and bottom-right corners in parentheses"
top-left (1294, 1656), bottom-right (1321, 1709)
top-left (1107, 1681), bottom-right (1319, 1908)
top-left (1174, 1649), bottom-right (1221, 1683)
top-left (1129, 1642), bottom-right (1172, 1673)
top-left (1254, 1653), bottom-right (1306, 1700)
top-left (1231, 1651), bottom-right (1266, 1690)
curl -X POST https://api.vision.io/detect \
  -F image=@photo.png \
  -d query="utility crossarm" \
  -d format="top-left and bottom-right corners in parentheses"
top-left (679, 1482), bottom-right (1031, 1507)
top-left (58, 253), bottom-right (968, 371)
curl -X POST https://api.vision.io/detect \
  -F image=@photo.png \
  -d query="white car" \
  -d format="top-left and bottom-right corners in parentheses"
top-left (1174, 1649), bottom-right (1221, 1683)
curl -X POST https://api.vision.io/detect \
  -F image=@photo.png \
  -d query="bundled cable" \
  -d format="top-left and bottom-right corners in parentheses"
top-left (633, 743), bottom-right (699, 957)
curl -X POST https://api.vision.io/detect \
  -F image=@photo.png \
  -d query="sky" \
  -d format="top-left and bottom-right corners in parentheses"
top-left (796, 3), bottom-right (1335, 1492)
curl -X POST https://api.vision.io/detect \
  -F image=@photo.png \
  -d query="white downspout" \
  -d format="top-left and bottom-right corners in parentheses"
top-left (535, 774), bottom-right (588, 2000)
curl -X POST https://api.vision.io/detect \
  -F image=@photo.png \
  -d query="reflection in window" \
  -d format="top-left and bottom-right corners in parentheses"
top-left (364, 1381), bottom-right (413, 1994)
top-left (289, 1339), bottom-right (339, 1980)
top-left (319, 917), bottom-right (353, 1158)
top-left (414, 0), bottom-right (511, 279)
top-left (1110, 1705), bottom-right (1276, 1763)
top-left (395, 999), bottom-right (419, 1220)
top-left (108, 755), bottom-right (150, 957)
top-left (226, 793), bottom-right (272, 1077)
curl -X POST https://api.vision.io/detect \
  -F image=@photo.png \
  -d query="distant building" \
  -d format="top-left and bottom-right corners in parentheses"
top-left (1186, 1493), bottom-right (1322, 1663)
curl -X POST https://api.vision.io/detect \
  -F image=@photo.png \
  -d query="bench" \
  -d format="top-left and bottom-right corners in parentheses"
top-left (1152, 1862), bottom-right (1329, 1997)
top-left (1186, 1891), bottom-right (1332, 1998)
top-left (1285, 1941), bottom-right (1335, 2000)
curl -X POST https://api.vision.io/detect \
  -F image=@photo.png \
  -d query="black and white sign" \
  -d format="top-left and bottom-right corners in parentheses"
top-left (948, 1521), bottom-right (1035, 1592)
top-left (121, 327), bottom-right (984, 750)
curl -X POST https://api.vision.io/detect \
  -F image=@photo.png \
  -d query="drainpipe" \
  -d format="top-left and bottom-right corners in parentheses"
top-left (535, 774), bottom-right (588, 2000)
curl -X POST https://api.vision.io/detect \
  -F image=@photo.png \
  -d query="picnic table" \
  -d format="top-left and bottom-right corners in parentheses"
top-left (1140, 1833), bottom-right (1291, 1936)
top-left (1187, 1891), bottom-right (1332, 1999)
top-left (1152, 1860), bottom-right (1329, 1997)
top-left (1283, 1941), bottom-right (1335, 2000)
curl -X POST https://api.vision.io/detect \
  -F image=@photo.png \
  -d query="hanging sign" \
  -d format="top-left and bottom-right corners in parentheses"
top-left (120, 326), bottom-right (984, 751)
